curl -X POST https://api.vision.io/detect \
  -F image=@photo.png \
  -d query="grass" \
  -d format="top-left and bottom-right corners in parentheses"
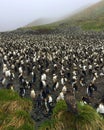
top-left (0, 89), bottom-right (19, 101)
top-left (74, 103), bottom-right (104, 130)
top-left (0, 89), bottom-right (35, 130)
top-left (39, 100), bottom-right (104, 130)
top-left (52, 100), bottom-right (67, 115)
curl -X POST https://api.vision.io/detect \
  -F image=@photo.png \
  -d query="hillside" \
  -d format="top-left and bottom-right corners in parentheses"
top-left (66, 0), bottom-right (104, 30)
top-left (22, 0), bottom-right (104, 32)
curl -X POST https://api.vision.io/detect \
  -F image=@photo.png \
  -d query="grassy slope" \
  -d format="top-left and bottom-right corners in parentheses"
top-left (21, 0), bottom-right (104, 32)
top-left (0, 89), bottom-right (35, 130)
top-left (68, 0), bottom-right (104, 31)
top-left (39, 100), bottom-right (104, 130)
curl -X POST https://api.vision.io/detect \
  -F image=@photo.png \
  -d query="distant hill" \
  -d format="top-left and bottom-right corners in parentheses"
top-left (65, 0), bottom-right (104, 30)
top-left (26, 18), bottom-right (59, 27)
top-left (22, 0), bottom-right (104, 32)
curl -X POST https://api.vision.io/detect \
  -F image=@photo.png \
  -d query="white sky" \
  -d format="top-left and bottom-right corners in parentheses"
top-left (0, 0), bottom-right (101, 32)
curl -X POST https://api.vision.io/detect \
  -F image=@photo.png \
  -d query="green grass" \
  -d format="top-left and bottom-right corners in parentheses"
top-left (82, 21), bottom-right (104, 31)
top-left (0, 89), bottom-right (19, 101)
top-left (39, 100), bottom-right (104, 130)
top-left (0, 89), bottom-right (35, 130)
top-left (52, 100), bottom-right (67, 115)
top-left (74, 103), bottom-right (104, 130)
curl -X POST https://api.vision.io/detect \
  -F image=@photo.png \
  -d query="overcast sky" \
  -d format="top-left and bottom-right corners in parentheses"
top-left (0, 0), bottom-right (101, 32)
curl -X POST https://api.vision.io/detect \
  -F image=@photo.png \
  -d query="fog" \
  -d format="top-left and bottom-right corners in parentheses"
top-left (0, 0), bottom-right (101, 32)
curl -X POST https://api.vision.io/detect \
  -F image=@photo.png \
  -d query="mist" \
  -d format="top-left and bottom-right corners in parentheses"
top-left (0, 0), bottom-right (101, 32)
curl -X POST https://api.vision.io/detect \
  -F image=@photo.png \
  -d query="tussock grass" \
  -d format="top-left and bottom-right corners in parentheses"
top-left (0, 89), bottom-right (19, 101)
top-left (0, 89), bottom-right (34, 130)
top-left (53, 100), bottom-right (67, 115)
top-left (74, 103), bottom-right (104, 130)
top-left (39, 100), bottom-right (104, 130)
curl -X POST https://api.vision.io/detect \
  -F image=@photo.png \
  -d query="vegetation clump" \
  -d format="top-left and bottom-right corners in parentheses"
top-left (0, 89), bottom-right (35, 130)
top-left (39, 100), bottom-right (104, 130)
